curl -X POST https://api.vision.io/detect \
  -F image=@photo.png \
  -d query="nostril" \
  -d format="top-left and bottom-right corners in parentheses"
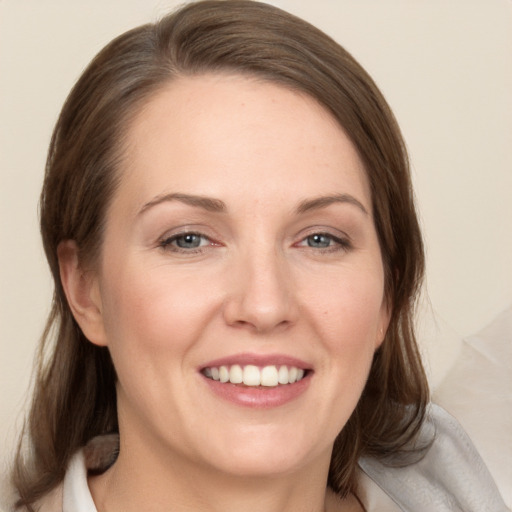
top-left (228, 317), bottom-right (292, 334)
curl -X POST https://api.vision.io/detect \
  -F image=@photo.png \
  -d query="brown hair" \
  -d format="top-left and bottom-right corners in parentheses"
top-left (13, 0), bottom-right (428, 508)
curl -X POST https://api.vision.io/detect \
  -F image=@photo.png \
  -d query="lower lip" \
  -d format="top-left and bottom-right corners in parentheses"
top-left (201, 374), bottom-right (311, 408)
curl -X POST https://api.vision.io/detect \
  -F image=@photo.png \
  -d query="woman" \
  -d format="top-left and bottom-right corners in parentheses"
top-left (10, 1), bottom-right (506, 511)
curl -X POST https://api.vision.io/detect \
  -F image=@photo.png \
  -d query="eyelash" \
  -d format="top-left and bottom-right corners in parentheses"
top-left (158, 230), bottom-right (351, 255)
top-left (295, 232), bottom-right (352, 253)
top-left (159, 232), bottom-right (214, 253)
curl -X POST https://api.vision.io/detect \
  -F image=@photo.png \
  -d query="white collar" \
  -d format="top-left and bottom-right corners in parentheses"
top-left (63, 450), bottom-right (97, 512)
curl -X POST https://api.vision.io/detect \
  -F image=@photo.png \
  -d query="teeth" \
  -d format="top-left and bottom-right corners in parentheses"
top-left (203, 364), bottom-right (307, 387)
top-left (229, 364), bottom-right (243, 384)
top-left (261, 366), bottom-right (278, 386)
top-left (278, 365), bottom-right (289, 384)
top-left (219, 366), bottom-right (229, 383)
top-left (243, 365), bottom-right (261, 386)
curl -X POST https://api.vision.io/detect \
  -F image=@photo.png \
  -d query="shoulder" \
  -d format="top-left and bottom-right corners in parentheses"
top-left (358, 404), bottom-right (508, 512)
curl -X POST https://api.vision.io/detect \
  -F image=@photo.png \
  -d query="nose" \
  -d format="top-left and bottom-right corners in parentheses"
top-left (222, 248), bottom-right (298, 334)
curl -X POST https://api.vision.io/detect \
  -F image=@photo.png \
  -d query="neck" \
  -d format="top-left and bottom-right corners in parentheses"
top-left (88, 433), bottom-right (340, 512)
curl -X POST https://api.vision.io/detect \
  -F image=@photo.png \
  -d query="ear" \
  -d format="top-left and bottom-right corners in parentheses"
top-left (375, 300), bottom-right (392, 350)
top-left (57, 240), bottom-right (108, 347)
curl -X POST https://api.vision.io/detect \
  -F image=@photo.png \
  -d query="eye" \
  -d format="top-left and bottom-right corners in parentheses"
top-left (296, 232), bottom-right (351, 252)
top-left (159, 232), bottom-right (212, 252)
top-left (305, 233), bottom-right (333, 248)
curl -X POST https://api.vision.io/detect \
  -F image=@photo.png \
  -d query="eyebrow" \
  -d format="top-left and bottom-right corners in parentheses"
top-left (139, 193), bottom-right (227, 215)
top-left (138, 192), bottom-right (368, 217)
top-left (296, 194), bottom-right (369, 215)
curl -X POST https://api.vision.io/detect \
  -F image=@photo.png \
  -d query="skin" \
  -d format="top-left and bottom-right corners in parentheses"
top-left (59, 74), bottom-right (389, 512)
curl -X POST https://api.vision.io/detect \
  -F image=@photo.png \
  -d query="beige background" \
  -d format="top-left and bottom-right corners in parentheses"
top-left (1, 0), bottom-right (511, 496)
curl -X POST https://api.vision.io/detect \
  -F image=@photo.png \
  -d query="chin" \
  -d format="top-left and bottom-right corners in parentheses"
top-left (194, 424), bottom-right (331, 479)
top-left (208, 450), bottom-right (315, 479)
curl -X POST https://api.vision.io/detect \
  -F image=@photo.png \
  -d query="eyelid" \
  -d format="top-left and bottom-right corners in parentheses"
top-left (163, 232), bottom-right (209, 245)
top-left (293, 227), bottom-right (353, 252)
top-left (158, 226), bottom-right (221, 254)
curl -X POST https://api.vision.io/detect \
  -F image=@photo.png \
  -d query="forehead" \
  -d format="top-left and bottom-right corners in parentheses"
top-left (114, 73), bottom-right (371, 215)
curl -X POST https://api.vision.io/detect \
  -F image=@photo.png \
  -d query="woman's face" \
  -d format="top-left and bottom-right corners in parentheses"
top-left (89, 74), bottom-right (389, 478)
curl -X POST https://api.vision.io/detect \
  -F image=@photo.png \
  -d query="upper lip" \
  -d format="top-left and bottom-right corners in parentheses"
top-left (199, 352), bottom-right (312, 371)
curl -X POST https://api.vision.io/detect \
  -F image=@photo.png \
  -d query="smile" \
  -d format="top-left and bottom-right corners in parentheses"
top-left (202, 364), bottom-right (307, 387)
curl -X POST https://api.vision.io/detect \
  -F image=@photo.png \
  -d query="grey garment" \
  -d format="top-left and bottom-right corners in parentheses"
top-left (358, 404), bottom-right (509, 512)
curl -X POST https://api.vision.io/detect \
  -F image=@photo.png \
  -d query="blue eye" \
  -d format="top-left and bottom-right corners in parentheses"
top-left (174, 233), bottom-right (203, 248)
top-left (297, 232), bottom-right (350, 252)
top-left (306, 234), bottom-right (333, 248)
top-left (160, 232), bottom-right (210, 251)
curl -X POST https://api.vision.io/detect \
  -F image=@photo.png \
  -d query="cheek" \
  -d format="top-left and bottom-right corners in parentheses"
top-left (301, 265), bottom-right (385, 399)
top-left (97, 264), bottom-right (224, 425)
top-left (294, 272), bottom-right (384, 442)
top-left (302, 267), bottom-right (385, 345)
top-left (99, 262), bottom-right (222, 359)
